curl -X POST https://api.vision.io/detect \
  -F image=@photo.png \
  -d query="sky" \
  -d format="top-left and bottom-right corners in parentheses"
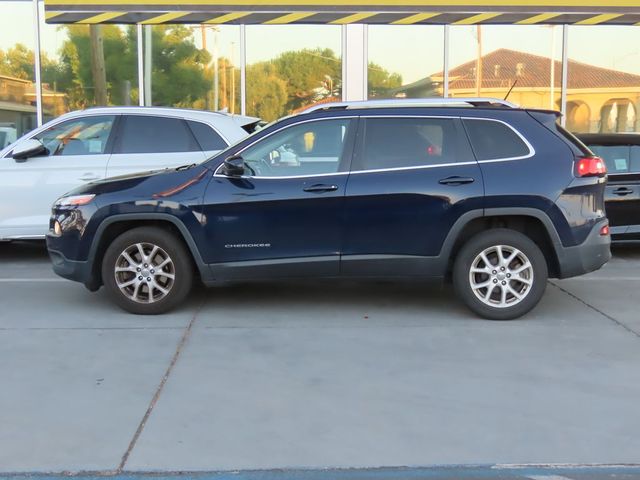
top-left (2, 0), bottom-right (640, 86)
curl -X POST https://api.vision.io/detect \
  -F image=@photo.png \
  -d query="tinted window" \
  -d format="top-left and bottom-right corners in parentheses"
top-left (187, 120), bottom-right (228, 151)
top-left (463, 119), bottom-right (530, 161)
top-left (240, 118), bottom-right (352, 177)
top-left (589, 145), bottom-right (631, 173)
top-left (117, 116), bottom-right (199, 154)
top-left (356, 117), bottom-right (466, 171)
top-left (34, 115), bottom-right (115, 156)
top-left (632, 146), bottom-right (640, 173)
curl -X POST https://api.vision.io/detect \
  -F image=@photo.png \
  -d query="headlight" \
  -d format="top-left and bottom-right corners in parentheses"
top-left (55, 194), bottom-right (95, 207)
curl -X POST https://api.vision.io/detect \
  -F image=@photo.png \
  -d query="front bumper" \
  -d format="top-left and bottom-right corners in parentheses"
top-left (556, 219), bottom-right (612, 279)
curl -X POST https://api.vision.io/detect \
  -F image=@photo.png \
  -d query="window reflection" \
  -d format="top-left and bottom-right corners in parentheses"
top-left (567, 26), bottom-right (640, 133)
top-left (143, 25), bottom-right (240, 113)
top-left (448, 26), bottom-right (563, 111)
top-left (0, 1), bottom-right (36, 137)
top-left (367, 25), bottom-right (444, 99)
top-left (245, 25), bottom-right (342, 121)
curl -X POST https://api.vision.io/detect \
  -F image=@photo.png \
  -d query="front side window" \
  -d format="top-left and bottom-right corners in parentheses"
top-left (116, 116), bottom-right (200, 154)
top-left (355, 117), bottom-right (466, 171)
top-left (463, 119), bottom-right (531, 161)
top-left (239, 118), bottom-right (352, 177)
top-left (34, 116), bottom-right (115, 156)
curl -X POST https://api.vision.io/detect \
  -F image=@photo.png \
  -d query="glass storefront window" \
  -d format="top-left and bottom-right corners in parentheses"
top-left (0, 0), bottom-right (37, 138)
top-left (38, 2), bottom-right (138, 119)
top-left (143, 25), bottom-right (240, 113)
top-left (245, 25), bottom-right (342, 121)
top-left (567, 26), bottom-right (640, 133)
top-left (367, 25), bottom-right (445, 99)
top-left (449, 25), bottom-right (563, 111)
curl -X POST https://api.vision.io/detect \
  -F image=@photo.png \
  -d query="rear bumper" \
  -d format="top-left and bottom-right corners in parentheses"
top-left (556, 220), bottom-right (611, 279)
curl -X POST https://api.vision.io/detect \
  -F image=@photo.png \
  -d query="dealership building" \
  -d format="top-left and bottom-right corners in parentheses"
top-left (2, 0), bottom-right (640, 143)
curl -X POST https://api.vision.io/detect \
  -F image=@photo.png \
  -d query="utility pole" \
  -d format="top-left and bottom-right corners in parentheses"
top-left (89, 24), bottom-right (108, 105)
top-left (475, 25), bottom-right (483, 97)
top-left (144, 26), bottom-right (152, 105)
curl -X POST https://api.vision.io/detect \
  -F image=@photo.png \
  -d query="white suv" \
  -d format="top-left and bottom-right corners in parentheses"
top-left (0, 107), bottom-right (257, 240)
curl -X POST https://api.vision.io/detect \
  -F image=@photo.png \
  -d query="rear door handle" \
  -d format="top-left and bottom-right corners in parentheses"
top-left (79, 173), bottom-right (100, 182)
top-left (613, 187), bottom-right (633, 196)
top-left (303, 184), bottom-right (339, 193)
top-left (438, 176), bottom-right (475, 186)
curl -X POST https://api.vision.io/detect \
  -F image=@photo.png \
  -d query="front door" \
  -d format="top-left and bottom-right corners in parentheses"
top-left (342, 116), bottom-right (484, 276)
top-left (200, 117), bottom-right (356, 279)
top-left (0, 114), bottom-right (116, 239)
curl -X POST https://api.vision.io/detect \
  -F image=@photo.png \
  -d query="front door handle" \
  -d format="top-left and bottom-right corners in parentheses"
top-left (613, 187), bottom-right (633, 196)
top-left (79, 173), bottom-right (100, 182)
top-left (439, 176), bottom-right (475, 186)
top-left (303, 184), bottom-right (339, 193)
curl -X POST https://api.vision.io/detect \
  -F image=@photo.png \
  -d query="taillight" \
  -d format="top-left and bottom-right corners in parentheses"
top-left (575, 156), bottom-right (607, 178)
top-left (600, 224), bottom-right (610, 236)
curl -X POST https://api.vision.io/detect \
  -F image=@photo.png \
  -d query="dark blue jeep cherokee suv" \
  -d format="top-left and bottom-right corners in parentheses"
top-left (46, 98), bottom-right (611, 320)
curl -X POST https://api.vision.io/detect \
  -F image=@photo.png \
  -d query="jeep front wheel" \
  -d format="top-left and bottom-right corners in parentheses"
top-left (101, 227), bottom-right (193, 315)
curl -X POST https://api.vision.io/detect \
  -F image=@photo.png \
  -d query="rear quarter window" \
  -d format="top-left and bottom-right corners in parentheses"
top-left (186, 120), bottom-right (228, 151)
top-left (462, 119), bottom-right (531, 161)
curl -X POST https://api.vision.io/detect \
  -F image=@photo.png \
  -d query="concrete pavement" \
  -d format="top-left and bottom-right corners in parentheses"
top-left (1, 242), bottom-right (639, 474)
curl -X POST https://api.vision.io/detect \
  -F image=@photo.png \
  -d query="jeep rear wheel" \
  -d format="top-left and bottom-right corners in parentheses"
top-left (453, 229), bottom-right (548, 320)
top-left (102, 227), bottom-right (193, 315)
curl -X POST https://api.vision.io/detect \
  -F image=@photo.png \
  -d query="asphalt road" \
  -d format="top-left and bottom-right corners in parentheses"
top-left (1, 242), bottom-right (639, 474)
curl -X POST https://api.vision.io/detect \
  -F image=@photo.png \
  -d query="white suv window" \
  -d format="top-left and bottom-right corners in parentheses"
top-left (34, 115), bottom-right (116, 156)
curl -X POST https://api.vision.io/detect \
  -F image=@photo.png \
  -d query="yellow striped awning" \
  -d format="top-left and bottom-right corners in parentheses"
top-left (44, 0), bottom-right (640, 25)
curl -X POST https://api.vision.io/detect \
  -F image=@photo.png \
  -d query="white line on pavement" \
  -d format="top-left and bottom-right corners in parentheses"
top-left (0, 278), bottom-right (66, 282)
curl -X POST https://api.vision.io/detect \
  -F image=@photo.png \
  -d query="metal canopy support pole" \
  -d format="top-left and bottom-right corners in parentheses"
top-left (137, 24), bottom-right (144, 106)
top-left (33, 0), bottom-right (43, 126)
top-left (561, 24), bottom-right (569, 127)
top-left (144, 25), bottom-right (152, 105)
top-left (240, 24), bottom-right (246, 115)
top-left (443, 25), bottom-right (450, 98)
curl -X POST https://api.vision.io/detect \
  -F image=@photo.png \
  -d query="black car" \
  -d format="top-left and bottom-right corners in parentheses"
top-left (46, 98), bottom-right (611, 320)
top-left (577, 133), bottom-right (640, 241)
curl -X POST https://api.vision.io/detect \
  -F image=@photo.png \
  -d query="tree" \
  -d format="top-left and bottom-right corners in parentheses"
top-left (246, 62), bottom-right (288, 121)
top-left (367, 62), bottom-right (402, 98)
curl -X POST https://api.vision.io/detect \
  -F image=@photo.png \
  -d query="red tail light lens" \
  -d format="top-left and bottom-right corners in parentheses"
top-left (575, 156), bottom-right (607, 178)
top-left (600, 224), bottom-right (610, 236)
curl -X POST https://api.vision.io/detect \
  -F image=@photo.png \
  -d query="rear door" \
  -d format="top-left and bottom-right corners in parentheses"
top-left (106, 115), bottom-right (207, 177)
top-left (341, 115), bottom-right (483, 276)
top-left (590, 143), bottom-right (640, 238)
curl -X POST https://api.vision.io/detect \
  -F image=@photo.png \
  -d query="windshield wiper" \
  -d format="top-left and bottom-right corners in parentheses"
top-left (175, 163), bottom-right (196, 171)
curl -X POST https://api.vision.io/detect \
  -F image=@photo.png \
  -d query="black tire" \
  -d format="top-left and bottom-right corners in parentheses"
top-left (101, 226), bottom-right (194, 315)
top-left (453, 228), bottom-right (548, 320)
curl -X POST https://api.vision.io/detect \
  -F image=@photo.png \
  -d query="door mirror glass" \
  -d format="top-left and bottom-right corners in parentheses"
top-left (12, 139), bottom-right (47, 162)
top-left (223, 154), bottom-right (245, 176)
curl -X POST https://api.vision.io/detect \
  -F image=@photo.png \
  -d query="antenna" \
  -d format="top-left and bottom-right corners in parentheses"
top-left (504, 79), bottom-right (518, 102)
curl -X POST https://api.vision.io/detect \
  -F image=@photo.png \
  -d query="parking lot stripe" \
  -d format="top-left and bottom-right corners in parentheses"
top-left (0, 278), bottom-right (65, 282)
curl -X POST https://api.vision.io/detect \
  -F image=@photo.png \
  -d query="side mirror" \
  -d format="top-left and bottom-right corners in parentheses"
top-left (222, 154), bottom-right (245, 177)
top-left (13, 138), bottom-right (47, 162)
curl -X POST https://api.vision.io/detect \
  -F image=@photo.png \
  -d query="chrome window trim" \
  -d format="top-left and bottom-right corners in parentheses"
top-left (212, 113), bottom-right (536, 179)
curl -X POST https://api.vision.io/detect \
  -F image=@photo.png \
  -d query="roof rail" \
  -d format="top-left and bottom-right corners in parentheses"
top-left (302, 97), bottom-right (519, 114)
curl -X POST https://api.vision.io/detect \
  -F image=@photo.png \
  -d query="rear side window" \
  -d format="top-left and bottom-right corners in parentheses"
top-left (116, 116), bottom-right (199, 154)
top-left (463, 119), bottom-right (530, 161)
top-left (356, 117), bottom-right (471, 171)
top-left (186, 120), bottom-right (228, 151)
top-left (588, 144), bottom-right (640, 174)
top-left (589, 145), bottom-right (631, 173)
